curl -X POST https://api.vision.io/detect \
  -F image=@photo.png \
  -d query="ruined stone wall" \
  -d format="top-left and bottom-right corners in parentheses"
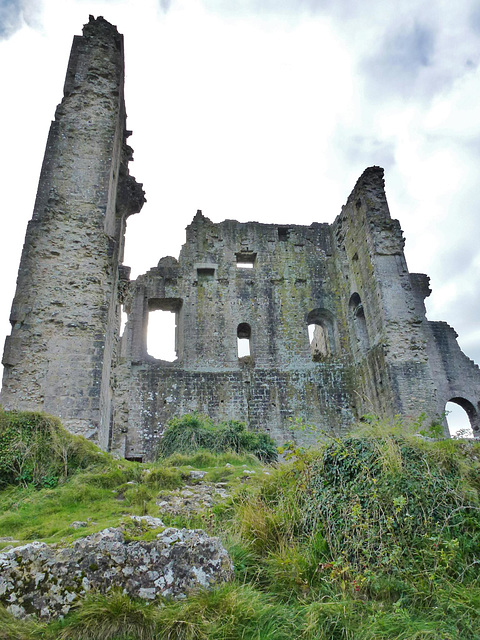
top-left (113, 168), bottom-right (480, 459)
top-left (113, 213), bottom-right (357, 458)
top-left (331, 168), bottom-right (440, 421)
top-left (0, 17), bottom-right (144, 446)
top-left (2, 18), bottom-right (479, 459)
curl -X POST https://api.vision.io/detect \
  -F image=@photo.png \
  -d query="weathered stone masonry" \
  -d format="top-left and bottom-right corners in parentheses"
top-left (1, 17), bottom-right (479, 459)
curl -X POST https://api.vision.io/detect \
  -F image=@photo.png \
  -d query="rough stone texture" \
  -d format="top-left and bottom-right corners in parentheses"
top-left (2, 18), bottom-right (479, 458)
top-left (0, 16), bottom-right (145, 448)
top-left (157, 482), bottom-right (230, 516)
top-left (0, 526), bottom-right (233, 620)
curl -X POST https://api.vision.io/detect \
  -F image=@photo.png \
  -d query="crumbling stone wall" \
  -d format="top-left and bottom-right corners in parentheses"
top-left (0, 17), bottom-right (145, 447)
top-left (1, 18), bottom-right (479, 459)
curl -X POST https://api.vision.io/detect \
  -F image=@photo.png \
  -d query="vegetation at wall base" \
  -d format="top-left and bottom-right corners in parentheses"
top-left (156, 413), bottom-right (278, 462)
top-left (0, 410), bottom-right (479, 638)
top-left (0, 408), bottom-right (102, 488)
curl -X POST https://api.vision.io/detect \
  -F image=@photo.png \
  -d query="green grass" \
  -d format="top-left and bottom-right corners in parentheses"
top-left (1, 411), bottom-right (480, 639)
top-left (156, 414), bottom-right (278, 462)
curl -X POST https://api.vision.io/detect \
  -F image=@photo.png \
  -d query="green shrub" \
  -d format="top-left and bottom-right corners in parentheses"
top-left (303, 436), bottom-right (480, 579)
top-left (0, 409), bottom-right (100, 488)
top-left (156, 414), bottom-right (277, 462)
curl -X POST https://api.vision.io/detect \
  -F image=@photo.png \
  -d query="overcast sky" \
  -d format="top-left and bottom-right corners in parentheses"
top-left (0, 0), bottom-right (479, 433)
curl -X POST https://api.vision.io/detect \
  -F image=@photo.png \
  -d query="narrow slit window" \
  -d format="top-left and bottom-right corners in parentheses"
top-left (147, 309), bottom-right (177, 361)
top-left (120, 307), bottom-right (128, 338)
top-left (237, 322), bottom-right (251, 358)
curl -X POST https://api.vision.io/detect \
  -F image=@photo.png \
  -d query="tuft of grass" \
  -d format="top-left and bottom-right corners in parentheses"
top-left (0, 409), bottom-right (101, 489)
top-left (156, 414), bottom-right (278, 462)
top-left (162, 449), bottom-right (261, 469)
top-left (55, 590), bottom-right (160, 640)
top-left (0, 605), bottom-right (43, 640)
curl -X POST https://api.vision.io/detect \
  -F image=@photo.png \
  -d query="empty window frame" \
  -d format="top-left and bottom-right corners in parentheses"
top-left (147, 298), bottom-right (182, 362)
top-left (306, 309), bottom-right (335, 360)
top-left (236, 253), bottom-right (256, 269)
top-left (197, 267), bottom-right (215, 283)
top-left (308, 323), bottom-right (331, 359)
top-left (237, 322), bottom-right (252, 358)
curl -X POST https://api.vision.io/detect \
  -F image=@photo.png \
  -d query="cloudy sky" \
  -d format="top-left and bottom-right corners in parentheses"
top-left (1, 0), bottom-right (479, 433)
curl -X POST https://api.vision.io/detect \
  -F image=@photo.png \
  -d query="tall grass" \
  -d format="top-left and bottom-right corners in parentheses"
top-left (1, 413), bottom-right (480, 639)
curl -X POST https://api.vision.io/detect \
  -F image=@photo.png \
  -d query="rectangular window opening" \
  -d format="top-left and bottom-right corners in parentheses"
top-left (236, 252), bottom-right (256, 269)
top-left (278, 227), bottom-right (290, 241)
top-left (147, 309), bottom-right (177, 361)
top-left (237, 337), bottom-right (251, 358)
top-left (197, 267), bottom-right (215, 282)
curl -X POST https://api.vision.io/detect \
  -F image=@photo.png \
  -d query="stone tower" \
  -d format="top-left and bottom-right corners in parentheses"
top-left (0, 17), bottom-right (145, 448)
top-left (2, 18), bottom-right (479, 459)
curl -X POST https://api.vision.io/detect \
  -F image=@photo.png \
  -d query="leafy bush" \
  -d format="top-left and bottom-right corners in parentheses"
top-left (304, 436), bottom-right (480, 580)
top-left (0, 409), bottom-right (100, 488)
top-left (156, 414), bottom-right (277, 462)
top-left (232, 432), bottom-right (480, 629)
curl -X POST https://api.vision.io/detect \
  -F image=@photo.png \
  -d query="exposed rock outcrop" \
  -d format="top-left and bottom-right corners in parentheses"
top-left (0, 525), bottom-right (233, 619)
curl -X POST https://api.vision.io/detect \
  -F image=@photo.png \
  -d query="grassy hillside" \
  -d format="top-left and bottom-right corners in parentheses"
top-left (0, 410), bottom-right (479, 639)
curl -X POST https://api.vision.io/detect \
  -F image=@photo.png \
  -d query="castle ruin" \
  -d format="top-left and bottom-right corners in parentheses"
top-left (1, 17), bottom-right (479, 459)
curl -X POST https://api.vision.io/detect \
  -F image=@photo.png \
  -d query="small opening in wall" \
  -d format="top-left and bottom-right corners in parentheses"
top-left (147, 309), bottom-right (177, 361)
top-left (125, 456), bottom-right (143, 463)
top-left (237, 322), bottom-right (251, 358)
top-left (197, 267), bottom-right (215, 282)
top-left (306, 308), bottom-right (335, 361)
top-left (349, 293), bottom-right (369, 353)
top-left (278, 227), bottom-right (290, 241)
top-left (120, 307), bottom-right (128, 338)
top-left (236, 253), bottom-right (256, 269)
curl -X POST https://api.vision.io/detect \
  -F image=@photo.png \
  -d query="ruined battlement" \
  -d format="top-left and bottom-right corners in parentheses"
top-left (1, 18), bottom-right (479, 459)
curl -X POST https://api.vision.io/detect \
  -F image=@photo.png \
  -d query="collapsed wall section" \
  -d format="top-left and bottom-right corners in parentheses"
top-left (331, 167), bottom-right (441, 420)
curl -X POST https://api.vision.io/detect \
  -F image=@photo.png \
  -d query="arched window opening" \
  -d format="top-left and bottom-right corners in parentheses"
top-left (237, 323), bottom-right (251, 358)
top-left (445, 398), bottom-right (477, 438)
top-left (306, 309), bottom-right (335, 361)
top-left (147, 309), bottom-right (177, 361)
top-left (349, 293), bottom-right (369, 353)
